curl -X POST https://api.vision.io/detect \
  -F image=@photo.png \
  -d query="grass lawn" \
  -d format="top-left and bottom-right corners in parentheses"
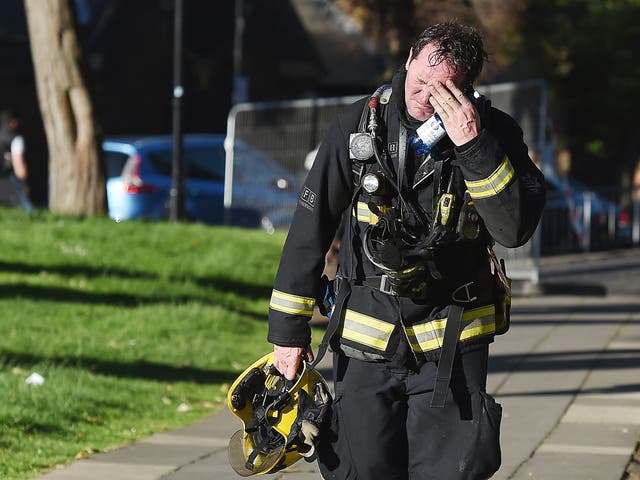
top-left (0, 207), bottom-right (319, 479)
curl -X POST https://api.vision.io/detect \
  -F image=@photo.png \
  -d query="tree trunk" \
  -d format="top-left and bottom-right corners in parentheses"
top-left (24, 0), bottom-right (105, 215)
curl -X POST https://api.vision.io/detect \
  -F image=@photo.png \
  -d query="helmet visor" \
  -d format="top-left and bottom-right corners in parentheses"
top-left (227, 429), bottom-right (285, 476)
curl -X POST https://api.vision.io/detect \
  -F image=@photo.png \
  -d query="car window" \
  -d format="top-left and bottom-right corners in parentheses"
top-left (148, 146), bottom-right (225, 181)
top-left (186, 147), bottom-right (225, 180)
top-left (233, 147), bottom-right (288, 184)
top-left (104, 151), bottom-right (130, 179)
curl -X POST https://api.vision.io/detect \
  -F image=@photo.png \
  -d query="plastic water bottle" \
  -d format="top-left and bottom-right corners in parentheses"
top-left (409, 114), bottom-right (446, 155)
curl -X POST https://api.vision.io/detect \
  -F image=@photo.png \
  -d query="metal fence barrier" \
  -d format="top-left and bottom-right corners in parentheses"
top-left (540, 182), bottom-right (640, 255)
top-left (476, 80), bottom-right (546, 284)
top-left (224, 95), bottom-right (363, 209)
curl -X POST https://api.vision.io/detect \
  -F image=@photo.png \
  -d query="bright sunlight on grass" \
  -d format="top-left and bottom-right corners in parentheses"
top-left (0, 207), bottom-right (309, 479)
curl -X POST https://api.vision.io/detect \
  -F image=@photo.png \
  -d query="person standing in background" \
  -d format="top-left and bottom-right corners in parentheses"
top-left (0, 110), bottom-right (33, 212)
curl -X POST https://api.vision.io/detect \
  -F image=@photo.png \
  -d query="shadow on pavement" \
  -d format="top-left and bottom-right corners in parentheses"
top-left (489, 348), bottom-right (640, 374)
top-left (541, 258), bottom-right (640, 278)
top-left (537, 282), bottom-right (608, 296)
top-left (513, 280), bottom-right (608, 297)
top-left (493, 382), bottom-right (640, 398)
top-left (513, 302), bottom-right (640, 315)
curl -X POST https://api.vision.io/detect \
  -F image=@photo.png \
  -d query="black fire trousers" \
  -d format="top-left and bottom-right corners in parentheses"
top-left (317, 345), bottom-right (502, 480)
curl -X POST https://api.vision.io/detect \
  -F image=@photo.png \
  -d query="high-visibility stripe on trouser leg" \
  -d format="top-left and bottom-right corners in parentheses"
top-left (406, 305), bottom-right (496, 354)
top-left (465, 156), bottom-right (515, 199)
top-left (339, 309), bottom-right (394, 351)
top-left (269, 289), bottom-right (315, 316)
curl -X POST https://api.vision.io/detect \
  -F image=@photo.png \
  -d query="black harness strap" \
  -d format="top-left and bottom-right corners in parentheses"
top-left (396, 122), bottom-right (408, 191)
top-left (433, 157), bottom-right (445, 198)
top-left (430, 304), bottom-right (464, 408)
top-left (312, 279), bottom-right (352, 368)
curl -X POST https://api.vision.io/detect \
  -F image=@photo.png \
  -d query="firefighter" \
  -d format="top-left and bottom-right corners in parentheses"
top-left (268, 21), bottom-right (545, 479)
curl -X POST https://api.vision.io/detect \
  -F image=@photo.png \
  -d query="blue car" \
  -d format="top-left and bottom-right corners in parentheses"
top-left (104, 134), bottom-right (298, 229)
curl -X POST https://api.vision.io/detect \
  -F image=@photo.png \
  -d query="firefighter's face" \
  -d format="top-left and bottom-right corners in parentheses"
top-left (404, 43), bottom-right (462, 122)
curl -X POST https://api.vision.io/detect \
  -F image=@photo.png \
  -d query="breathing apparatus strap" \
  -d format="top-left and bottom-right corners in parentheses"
top-left (381, 92), bottom-right (430, 230)
top-left (430, 304), bottom-right (464, 408)
top-left (311, 278), bottom-right (352, 369)
top-left (345, 86), bottom-right (392, 283)
top-left (396, 123), bottom-right (407, 191)
top-left (433, 158), bottom-right (445, 198)
top-left (351, 84), bottom-right (391, 187)
top-left (245, 438), bottom-right (269, 471)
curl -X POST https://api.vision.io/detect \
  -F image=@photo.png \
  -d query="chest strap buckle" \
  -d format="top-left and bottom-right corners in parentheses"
top-left (363, 274), bottom-right (394, 295)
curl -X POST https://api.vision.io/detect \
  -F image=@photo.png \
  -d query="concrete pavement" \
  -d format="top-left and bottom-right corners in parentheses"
top-left (33, 256), bottom-right (640, 480)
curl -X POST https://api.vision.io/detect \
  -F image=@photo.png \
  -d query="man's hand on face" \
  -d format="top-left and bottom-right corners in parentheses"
top-left (273, 345), bottom-right (314, 381)
top-left (428, 79), bottom-right (481, 146)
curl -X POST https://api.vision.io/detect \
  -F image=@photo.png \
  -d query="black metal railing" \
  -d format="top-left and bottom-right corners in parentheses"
top-left (540, 182), bottom-right (639, 256)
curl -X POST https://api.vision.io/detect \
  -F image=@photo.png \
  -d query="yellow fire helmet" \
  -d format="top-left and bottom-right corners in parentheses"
top-left (226, 352), bottom-right (331, 476)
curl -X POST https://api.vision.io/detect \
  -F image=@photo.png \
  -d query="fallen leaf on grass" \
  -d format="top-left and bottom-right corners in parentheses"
top-left (75, 447), bottom-right (94, 460)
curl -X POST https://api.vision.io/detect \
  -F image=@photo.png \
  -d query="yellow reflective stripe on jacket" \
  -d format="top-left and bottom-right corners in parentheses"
top-left (459, 306), bottom-right (496, 340)
top-left (352, 202), bottom-right (379, 224)
top-left (339, 309), bottom-right (394, 351)
top-left (269, 289), bottom-right (315, 317)
top-left (406, 305), bottom-right (496, 354)
top-left (465, 156), bottom-right (515, 199)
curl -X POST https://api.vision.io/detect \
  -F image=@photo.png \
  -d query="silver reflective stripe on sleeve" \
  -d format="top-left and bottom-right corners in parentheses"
top-left (269, 289), bottom-right (315, 317)
top-left (465, 156), bottom-right (515, 199)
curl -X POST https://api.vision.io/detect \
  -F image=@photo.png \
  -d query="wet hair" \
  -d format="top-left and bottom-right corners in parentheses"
top-left (410, 21), bottom-right (488, 89)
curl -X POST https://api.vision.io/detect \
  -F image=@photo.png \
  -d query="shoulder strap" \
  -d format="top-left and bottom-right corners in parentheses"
top-left (352, 85), bottom-right (393, 187)
top-left (356, 84), bottom-right (392, 134)
top-left (474, 92), bottom-right (491, 129)
top-left (311, 278), bottom-right (352, 368)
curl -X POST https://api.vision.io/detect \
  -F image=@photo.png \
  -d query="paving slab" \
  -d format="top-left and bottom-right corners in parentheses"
top-left (506, 301), bottom-right (640, 480)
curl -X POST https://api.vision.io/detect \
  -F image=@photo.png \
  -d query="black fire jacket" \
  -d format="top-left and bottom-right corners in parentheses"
top-left (267, 73), bottom-right (546, 363)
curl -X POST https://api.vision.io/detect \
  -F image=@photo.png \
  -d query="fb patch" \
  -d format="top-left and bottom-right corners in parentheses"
top-left (300, 186), bottom-right (317, 212)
